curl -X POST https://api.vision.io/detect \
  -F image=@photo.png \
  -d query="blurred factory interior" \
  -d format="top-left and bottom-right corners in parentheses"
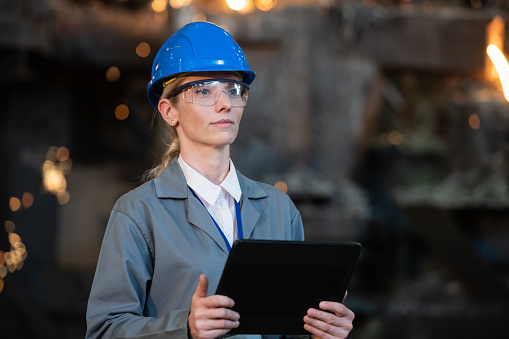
top-left (1, 0), bottom-right (509, 338)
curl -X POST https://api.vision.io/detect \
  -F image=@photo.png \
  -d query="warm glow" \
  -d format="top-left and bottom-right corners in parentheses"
top-left (115, 104), bottom-right (130, 120)
top-left (106, 66), bottom-right (121, 82)
top-left (0, 278), bottom-right (3, 294)
top-left (57, 147), bottom-right (70, 162)
top-left (151, 0), bottom-right (167, 12)
top-left (57, 191), bottom-right (71, 205)
top-left (0, 251), bottom-right (4, 265)
top-left (44, 167), bottom-right (67, 193)
top-left (387, 130), bottom-right (404, 146)
top-left (469, 113), bottom-right (481, 129)
top-left (487, 44), bottom-right (509, 101)
top-left (9, 197), bottom-right (21, 212)
top-left (226, 0), bottom-right (247, 11)
top-left (255, 0), bottom-right (276, 11)
top-left (22, 192), bottom-right (34, 209)
top-left (0, 266), bottom-right (6, 279)
top-left (4, 220), bottom-right (15, 233)
top-left (136, 42), bottom-right (151, 58)
top-left (46, 146), bottom-right (57, 162)
top-left (9, 233), bottom-right (21, 247)
top-left (169, 0), bottom-right (191, 9)
top-left (169, 0), bottom-right (183, 9)
top-left (274, 181), bottom-right (288, 194)
top-left (192, 13), bottom-right (207, 22)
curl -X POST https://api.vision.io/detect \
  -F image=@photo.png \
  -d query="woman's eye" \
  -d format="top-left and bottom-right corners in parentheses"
top-left (228, 88), bottom-right (241, 96)
top-left (195, 88), bottom-right (211, 95)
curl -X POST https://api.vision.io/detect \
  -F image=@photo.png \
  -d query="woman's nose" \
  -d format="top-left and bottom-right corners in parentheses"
top-left (215, 91), bottom-right (232, 110)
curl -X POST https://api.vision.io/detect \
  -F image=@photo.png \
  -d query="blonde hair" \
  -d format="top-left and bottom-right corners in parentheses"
top-left (143, 77), bottom-right (186, 181)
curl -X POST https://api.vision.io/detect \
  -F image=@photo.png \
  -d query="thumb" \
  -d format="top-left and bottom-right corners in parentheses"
top-left (192, 274), bottom-right (209, 300)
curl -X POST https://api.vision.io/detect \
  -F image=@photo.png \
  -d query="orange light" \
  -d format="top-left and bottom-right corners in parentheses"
top-left (4, 220), bottom-right (15, 233)
top-left (151, 0), bottom-right (167, 12)
top-left (487, 44), bottom-right (509, 101)
top-left (255, 0), bottom-right (276, 11)
top-left (226, 0), bottom-right (247, 11)
top-left (136, 42), bottom-right (151, 58)
top-left (106, 66), bottom-right (121, 82)
top-left (115, 104), bottom-right (130, 120)
top-left (9, 197), bottom-right (21, 212)
top-left (274, 181), bottom-right (288, 194)
top-left (468, 113), bottom-right (481, 129)
top-left (22, 192), bottom-right (34, 209)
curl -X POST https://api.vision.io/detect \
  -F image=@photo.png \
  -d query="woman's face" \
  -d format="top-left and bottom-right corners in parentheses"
top-left (162, 72), bottom-right (245, 151)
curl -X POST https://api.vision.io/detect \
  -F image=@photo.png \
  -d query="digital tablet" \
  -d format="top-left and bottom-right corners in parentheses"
top-left (215, 239), bottom-right (362, 335)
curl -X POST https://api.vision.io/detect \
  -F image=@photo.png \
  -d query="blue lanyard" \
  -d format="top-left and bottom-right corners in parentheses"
top-left (189, 187), bottom-right (243, 252)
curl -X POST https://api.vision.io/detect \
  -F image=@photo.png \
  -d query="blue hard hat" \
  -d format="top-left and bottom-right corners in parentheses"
top-left (147, 22), bottom-right (256, 108)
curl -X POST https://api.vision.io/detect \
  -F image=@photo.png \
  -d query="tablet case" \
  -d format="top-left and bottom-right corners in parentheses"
top-left (215, 239), bottom-right (362, 335)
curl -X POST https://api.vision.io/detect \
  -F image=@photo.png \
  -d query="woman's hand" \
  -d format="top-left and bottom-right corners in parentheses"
top-left (303, 293), bottom-right (354, 339)
top-left (188, 274), bottom-right (240, 339)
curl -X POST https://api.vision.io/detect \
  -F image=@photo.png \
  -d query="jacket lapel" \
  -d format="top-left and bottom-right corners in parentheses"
top-left (154, 159), bottom-right (229, 255)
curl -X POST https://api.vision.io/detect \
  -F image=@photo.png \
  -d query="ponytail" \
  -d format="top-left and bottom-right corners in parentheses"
top-left (143, 77), bottom-right (186, 181)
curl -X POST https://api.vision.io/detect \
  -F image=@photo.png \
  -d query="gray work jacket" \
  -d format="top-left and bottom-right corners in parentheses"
top-left (86, 158), bottom-right (305, 339)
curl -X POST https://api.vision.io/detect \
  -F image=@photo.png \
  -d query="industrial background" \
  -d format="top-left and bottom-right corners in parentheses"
top-left (1, 0), bottom-right (509, 338)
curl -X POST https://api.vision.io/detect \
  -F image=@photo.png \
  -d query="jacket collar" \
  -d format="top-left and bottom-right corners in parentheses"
top-left (154, 157), bottom-right (268, 200)
top-left (153, 157), bottom-right (268, 254)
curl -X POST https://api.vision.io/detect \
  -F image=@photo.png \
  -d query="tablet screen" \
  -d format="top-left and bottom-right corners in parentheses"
top-left (215, 240), bottom-right (361, 335)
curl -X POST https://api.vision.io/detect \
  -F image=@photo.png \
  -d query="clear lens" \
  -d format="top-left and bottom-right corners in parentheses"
top-left (181, 80), bottom-right (248, 107)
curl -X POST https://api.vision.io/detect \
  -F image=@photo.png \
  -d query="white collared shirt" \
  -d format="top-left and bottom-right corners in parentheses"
top-left (178, 156), bottom-right (242, 246)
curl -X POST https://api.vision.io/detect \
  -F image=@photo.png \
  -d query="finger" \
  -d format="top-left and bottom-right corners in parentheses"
top-left (199, 318), bottom-right (240, 331)
top-left (304, 322), bottom-right (349, 339)
top-left (192, 274), bottom-right (209, 301)
top-left (198, 295), bottom-right (236, 309)
top-left (199, 307), bottom-right (239, 321)
top-left (318, 301), bottom-right (355, 319)
top-left (304, 315), bottom-right (352, 337)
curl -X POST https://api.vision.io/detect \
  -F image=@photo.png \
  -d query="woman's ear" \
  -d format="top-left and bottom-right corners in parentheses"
top-left (158, 99), bottom-right (178, 127)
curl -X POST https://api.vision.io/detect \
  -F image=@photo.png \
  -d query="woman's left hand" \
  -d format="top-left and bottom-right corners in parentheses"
top-left (303, 298), bottom-right (354, 339)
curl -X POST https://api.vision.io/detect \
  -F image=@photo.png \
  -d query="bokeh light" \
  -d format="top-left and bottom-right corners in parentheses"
top-left (21, 192), bottom-right (34, 209)
top-left (57, 191), bottom-right (71, 205)
top-left (136, 42), bottom-right (151, 58)
top-left (57, 147), bottom-right (70, 162)
top-left (9, 197), bottom-right (21, 212)
top-left (106, 66), bottom-right (121, 82)
top-left (387, 130), bottom-right (404, 146)
top-left (115, 104), bottom-right (130, 120)
top-left (9, 233), bottom-right (21, 247)
top-left (151, 0), bottom-right (167, 12)
top-left (192, 13), bottom-right (207, 22)
top-left (4, 220), bottom-right (15, 233)
top-left (255, 0), bottom-right (276, 11)
top-left (226, 0), bottom-right (247, 11)
top-left (274, 181), bottom-right (288, 194)
top-left (170, 0), bottom-right (192, 9)
top-left (469, 113), bottom-right (481, 129)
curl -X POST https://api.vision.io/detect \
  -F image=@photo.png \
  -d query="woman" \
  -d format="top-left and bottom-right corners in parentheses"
top-left (86, 22), bottom-right (354, 339)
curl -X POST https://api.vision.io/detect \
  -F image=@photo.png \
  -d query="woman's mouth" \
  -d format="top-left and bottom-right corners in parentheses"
top-left (212, 119), bottom-right (234, 127)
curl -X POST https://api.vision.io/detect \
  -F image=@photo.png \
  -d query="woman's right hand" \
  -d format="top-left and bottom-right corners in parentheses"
top-left (188, 274), bottom-right (240, 339)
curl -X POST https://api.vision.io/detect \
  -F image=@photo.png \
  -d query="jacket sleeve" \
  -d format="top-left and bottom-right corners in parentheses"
top-left (290, 204), bottom-right (305, 242)
top-left (86, 209), bottom-right (190, 339)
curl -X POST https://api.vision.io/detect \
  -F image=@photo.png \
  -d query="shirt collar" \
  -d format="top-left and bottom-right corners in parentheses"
top-left (178, 156), bottom-right (242, 205)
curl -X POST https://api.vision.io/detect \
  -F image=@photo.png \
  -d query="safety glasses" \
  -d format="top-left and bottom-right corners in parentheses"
top-left (167, 79), bottom-right (249, 107)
